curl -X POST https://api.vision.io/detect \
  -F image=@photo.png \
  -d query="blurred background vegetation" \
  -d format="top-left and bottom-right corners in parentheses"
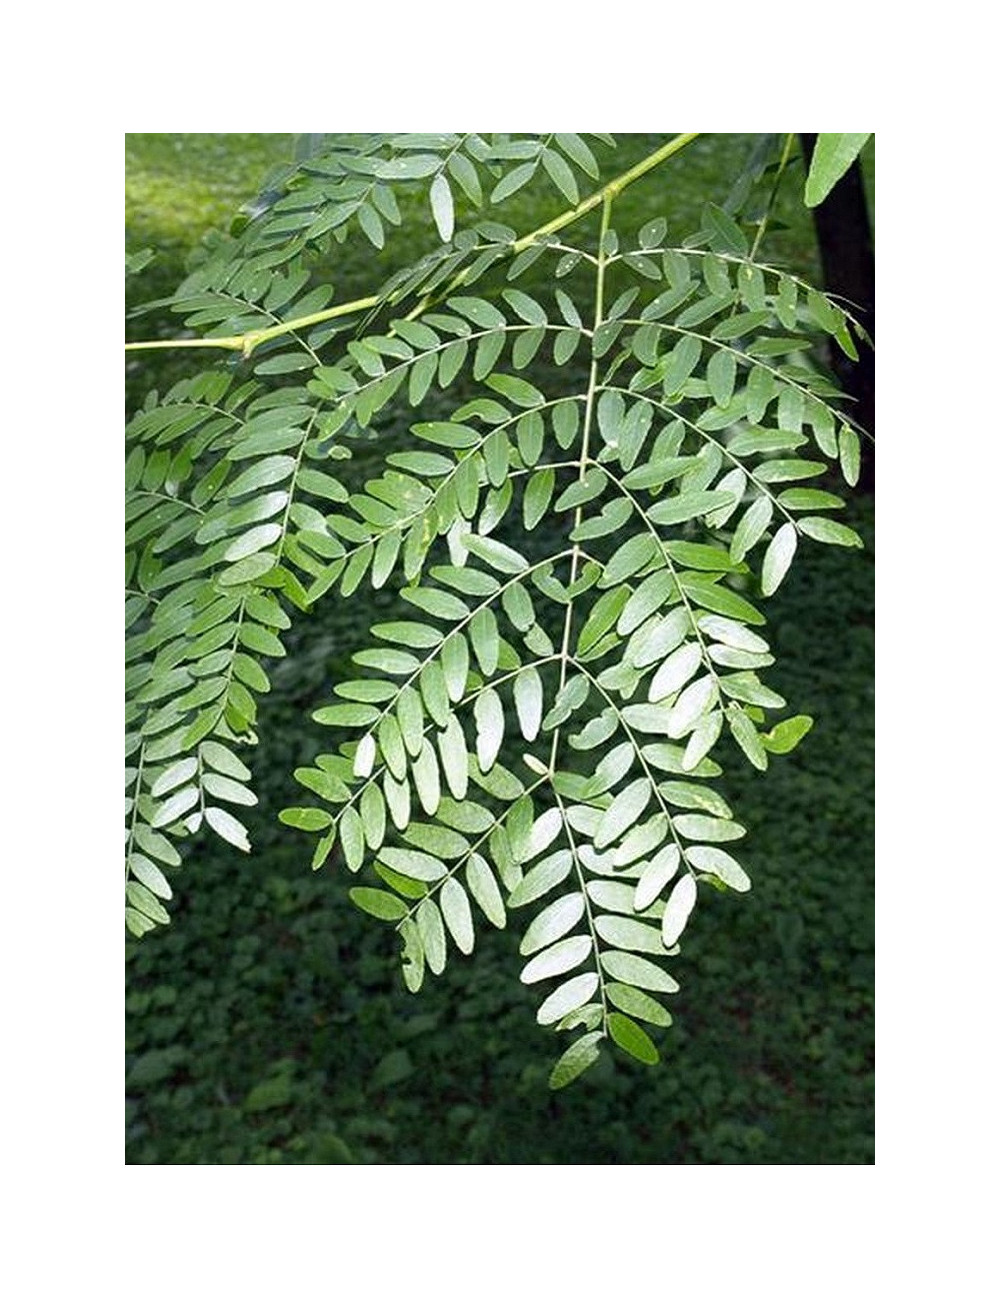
top-left (125, 133), bottom-right (874, 1164)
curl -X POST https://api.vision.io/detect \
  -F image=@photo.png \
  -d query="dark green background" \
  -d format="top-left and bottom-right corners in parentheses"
top-left (125, 134), bottom-right (874, 1164)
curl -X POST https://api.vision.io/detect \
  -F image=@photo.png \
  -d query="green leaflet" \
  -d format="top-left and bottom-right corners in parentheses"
top-left (805, 134), bottom-right (872, 207)
top-left (429, 172), bottom-right (454, 242)
top-left (524, 469), bottom-right (555, 530)
top-left (339, 806), bottom-right (366, 870)
top-left (723, 670), bottom-right (785, 712)
top-left (779, 488), bottom-right (845, 512)
top-left (606, 983), bottom-right (672, 1028)
top-left (731, 497), bottom-right (773, 564)
top-left (555, 468), bottom-right (607, 512)
top-left (600, 950), bottom-right (679, 994)
top-left (411, 741), bottom-right (441, 815)
top-left (682, 580), bottom-right (766, 625)
top-left (761, 714), bottom-right (814, 754)
top-left (437, 716), bottom-right (469, 800)
top-left (226, 455), bottom-right (297, 499)
top-left (396, 687), bottom-right (425, 757)
top-left (667, 677), bottom-right (717, 738)
top-left (703, 202), bottom-right (749, 257)
top-left (617, 572), bottom-right (676, 638)
top-left (514, 667), bottom-right (543, 741)
top-left (621, 456), bottom-right (698, 492)
top-left (628, 608), bottom-right (690, 669)
top-left (150, 757), bottom-right (197, 798)
top-left (634, 847), bottom-right (682, 910)
top-left (126, 882), bottom-right (170, 927)
top-left (416, 897), bottom-right (447, 974)
top-left (549, 1031), bottom-right (603, 1089)
top-left (520, 808), bottom-right (563, 862)
top-left (313, 703), bottom-right (379, 728)
top-left (686, 845), bottom-right (752, 892)
top-left (755, 458), bottom-right (827, 483)
top-left (594, 915), bottom-right (664, 955)
top-left (204, 806), bottom-right (250, 852)
top-left (129, 854), bottom-right (173, 901)
top-left (570, 498), bottom-right (633, 542)
top-left (399, 917), bottom-right (425, 993)
top-left (608, 1012), bottom-right (660, 1065)
top-left (584, 743), bottom-right (637, 797)
top-left (519, 893), bottom-right (586, 956)
top-left (202, 773), bottom-right (256, 807)
top-left (296, 763), bottom-right (351, 803)
top-left (441, 635), bottom-right (469, 702)
top-left (839, 424), bottom-right (861, 487)
top-left (405, 822), bottom-right (468, 860)
top-left (570, 711), bottom-right (618, 750)
top-left (435, 799), bottom-right (493, 835)
top-left (660, 874), bottom-right (697, 946)
top-left (463, 535), bottom-right (528, 574)
top-left (648, 643), bottom-right (701, 703)
top-left (384, 773), bottom-right (411, 832)
top-left (219, 553), bottom-right (278, 588)
top-left (350, 887), bottom-right (408, 921)
top-left (671, 811), bottom-right (738, 842)
top-left (466, 854), bottom-right (506, 929)
top-left (728, 427), bottom-right (807, 457)
top-left (379, 847), bottom-right (446, 883)
top-left (586, 879), bottom-right (646, 914)
top-left (505, 797), bottom-right (536, 859)
top-left (761, 522), bottom-right (798, 596)
top-left (595, 779), bottom-right (652, 850)
top-left (537, 973), bottom-right (600, 1026)
top-left (579, 586), bottom-right (631, 652)
top-left (798, 516), bottom-right (864, 548)
top-left (439, 877), bottom-right (475, 955)
top-left (224, 523), bottom-right (282, 563)
top-left (474, 688), bottom-right (504, 772)
top-left (612, 813), bottom-right (669, 867)
top-left (727, 701), bottom-right (768, 771)
top-left (509, 851), bottom-right (573, 909)
top-left (551, 679), bottom-right (600, 727)
top-left (520, 934), bottom-right (592, 985)
top-left (132, 825), bottom-right (181, 867)
top-left (647, 490), bottom-right (736, 527)
top-left (361, 785), bottom-right (387, 849)
top-left (373, 862), bottom-right (423, 902)
top-left (353, 734), bottom-right (376, 779)
top-left (698, 614), bottom-right (769, 654)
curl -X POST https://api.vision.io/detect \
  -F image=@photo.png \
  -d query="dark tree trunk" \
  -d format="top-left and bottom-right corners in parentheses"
top-left (799, 134), bottom-right (875, 493)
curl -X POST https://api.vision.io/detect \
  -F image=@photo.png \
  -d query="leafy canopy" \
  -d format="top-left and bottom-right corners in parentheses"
top-left (125, 133), bottom-right (870, 1088)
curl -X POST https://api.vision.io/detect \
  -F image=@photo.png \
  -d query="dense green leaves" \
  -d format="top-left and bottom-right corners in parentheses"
top-left (127, 131), bottom-right (869, 1087)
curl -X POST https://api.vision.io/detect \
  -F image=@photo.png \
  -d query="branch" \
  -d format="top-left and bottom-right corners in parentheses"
top-left (123, 134), bottom-right (701, 357)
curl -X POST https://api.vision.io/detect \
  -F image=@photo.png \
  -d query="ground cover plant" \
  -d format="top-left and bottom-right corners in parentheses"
top-left (125, 134), bottom-right (873, 1161)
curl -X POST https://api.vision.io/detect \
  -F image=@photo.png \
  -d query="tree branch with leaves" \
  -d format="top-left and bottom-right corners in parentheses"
top-left (125, 132), bottom-right (872, 1088)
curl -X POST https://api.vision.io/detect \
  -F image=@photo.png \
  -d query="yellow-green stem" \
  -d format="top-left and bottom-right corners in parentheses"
top-left (547, 191), bottom-right (613, 775)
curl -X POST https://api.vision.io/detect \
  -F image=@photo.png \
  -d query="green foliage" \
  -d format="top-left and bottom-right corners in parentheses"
top-left (125, 133), bottom-right (872, 1089)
